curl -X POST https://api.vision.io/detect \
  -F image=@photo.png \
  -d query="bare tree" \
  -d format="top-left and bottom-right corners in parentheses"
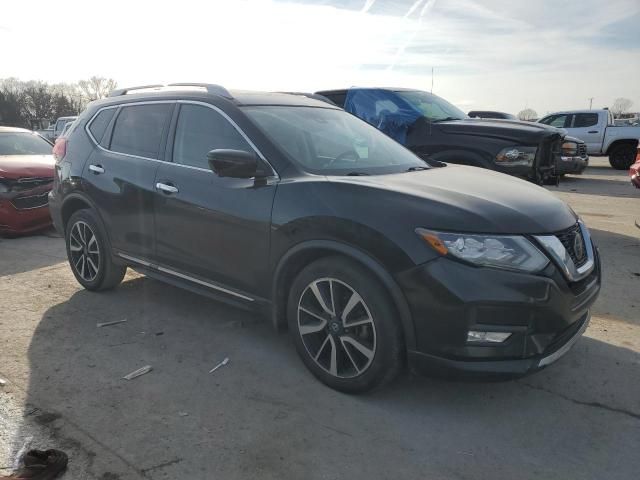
top-left (517, 108), bottom-right (538, 121)
top-left (611, 97), bottom-right (633, 118)
top-left (22, 81), bottom-right (54, 129)
top-left (77, 76), bottom-right (118, 102)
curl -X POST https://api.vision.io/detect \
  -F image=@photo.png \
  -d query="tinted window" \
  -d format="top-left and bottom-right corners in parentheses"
top-left (110, 104), bottom-right (171, 158)
top-left (173, 104), bottom-right (253, 169)
top-left (541, 114), bottom-right (568, 127)
top-left (89, 109), bottom-right (116, 145)
top-left (573, 113), bottom-right (598, 128)
top-left (0, 133), bottom-right (52, 155)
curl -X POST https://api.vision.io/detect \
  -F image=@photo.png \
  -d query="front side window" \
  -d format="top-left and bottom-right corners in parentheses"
top-left (243, 106), bottom-right (428, 175)
top-left (573, 113), bottom-right (598, 128)
top-left (394, 90), bottom-right (467, 121)
top-left (110, 104), bottom-right (172, 158)
top-left (0, 133), bottom-right (52, 155)
top-left (541, 114), bottom-right (568, 128)
top-left (172, 104), bottom-right (254, 170)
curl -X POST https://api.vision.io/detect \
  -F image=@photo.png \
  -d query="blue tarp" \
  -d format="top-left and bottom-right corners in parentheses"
top-left (343, 89), bottom-right (421, 145)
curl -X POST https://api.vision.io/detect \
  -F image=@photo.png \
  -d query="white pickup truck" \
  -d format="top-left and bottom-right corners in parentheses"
top-left (538, 109), bottom-right (640, 169)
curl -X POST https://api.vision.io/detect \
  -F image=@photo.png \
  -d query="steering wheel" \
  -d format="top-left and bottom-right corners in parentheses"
top-left (326, 150), bottom-right (360, 167)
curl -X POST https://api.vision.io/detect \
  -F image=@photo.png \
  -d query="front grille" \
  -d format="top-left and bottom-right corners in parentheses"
top-left (539, 137), bottom-right (562, 168)
top-left (11, 192), bottom-right (50, 210)
top-left (577, 144), bottom-right (587, 157)
top-left (556, 223), bottom-right (588, 268)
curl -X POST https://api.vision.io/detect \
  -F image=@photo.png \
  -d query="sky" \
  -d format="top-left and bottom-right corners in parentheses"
top-left (1, 0), bottom-right (639, 115)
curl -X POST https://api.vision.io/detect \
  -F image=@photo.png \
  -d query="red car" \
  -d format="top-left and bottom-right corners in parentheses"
top-left (630, 144), bottom-right (640, 189)
top-left (0, 127), bottom-right (55, 236)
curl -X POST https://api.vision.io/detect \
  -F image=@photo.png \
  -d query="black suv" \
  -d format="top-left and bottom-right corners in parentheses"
top-left (49, 84), bottom-right (601, 393)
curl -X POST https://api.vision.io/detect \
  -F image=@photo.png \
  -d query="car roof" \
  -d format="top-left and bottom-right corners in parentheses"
top-left (57, 116), bottom-right (77, 120)
top-left (0, 126), bottom-right (33, 134)
top-left (94, 85), bottom-right (340, 110)
top-left (542, 110), bottom-right (604, 116)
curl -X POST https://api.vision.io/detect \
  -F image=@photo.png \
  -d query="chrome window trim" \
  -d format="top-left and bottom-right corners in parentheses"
top-left (534, 220), bottom-right (595, 282)
top-left (84, 99), bottom-right (279, 179)
top-left (117, 252), bottom-right (254, 302)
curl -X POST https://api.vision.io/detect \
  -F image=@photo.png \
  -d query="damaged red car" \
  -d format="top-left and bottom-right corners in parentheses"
top-left (0, 127), bottom-right (55, 236)
top-left (630, 145), bottom-right (640, 189)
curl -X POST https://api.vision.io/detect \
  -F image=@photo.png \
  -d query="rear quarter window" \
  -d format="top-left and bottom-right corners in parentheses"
top-left (88, 108), bottom-right (117, 146)
top-left (109, 104), bottom-right (172, 158)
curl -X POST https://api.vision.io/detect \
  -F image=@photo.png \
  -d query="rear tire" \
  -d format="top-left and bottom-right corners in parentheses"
top-left (65, 209), bottom-right (126, 291)
top-left (287, 256), bottom-right (403, 393)
top-left (608, 144), bottom-right (636, 170)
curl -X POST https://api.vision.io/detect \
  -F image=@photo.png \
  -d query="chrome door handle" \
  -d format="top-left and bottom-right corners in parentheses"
top-left (89, 164), bottom-right (105, 174)
top-left (588, 130), bottom-right (598, 134)
top-left (156, 182), bottom-right (179, 194)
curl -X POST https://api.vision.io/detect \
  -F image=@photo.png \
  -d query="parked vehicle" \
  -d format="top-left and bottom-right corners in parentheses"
top-left (0, 127), bottom-right (55, 236)
top-left (49, 84), bottom-right (600, 392)
top-left (468, 110), bottom-right (516, 120)
top-left (316, 88), bottom-right (565, 184)
top-left (557, 136), bottom-right (589, 175)
top-left (52, 116), bottom-right (77, 141)
top-left (538, 110), bottom-right (640, 170)
top-left (630, 145), bottom-right (640, 188)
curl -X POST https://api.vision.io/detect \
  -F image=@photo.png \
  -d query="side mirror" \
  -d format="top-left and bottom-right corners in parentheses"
top-left (207, 149), bottom-right (261, 178)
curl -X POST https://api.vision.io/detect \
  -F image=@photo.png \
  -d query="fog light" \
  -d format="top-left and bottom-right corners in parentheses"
top-left (467, 331), bottom-right (512, 343)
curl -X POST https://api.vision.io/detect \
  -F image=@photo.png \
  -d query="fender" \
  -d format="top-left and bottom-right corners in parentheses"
top-left (272, 239), bottom-right (417, 351)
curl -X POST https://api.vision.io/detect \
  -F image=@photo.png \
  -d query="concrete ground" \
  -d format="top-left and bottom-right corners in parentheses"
top-left (0, 157), bottom-right (639, 480)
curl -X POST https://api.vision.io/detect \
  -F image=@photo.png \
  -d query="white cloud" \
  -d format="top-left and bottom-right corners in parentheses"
top-left (1, 0), bottom-right (638, 114)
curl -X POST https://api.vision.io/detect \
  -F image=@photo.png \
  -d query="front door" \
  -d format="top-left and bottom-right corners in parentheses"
top-left (153, 102), bottom-right (277, 298)
top-left (568, 112), bottom-right (602, 154)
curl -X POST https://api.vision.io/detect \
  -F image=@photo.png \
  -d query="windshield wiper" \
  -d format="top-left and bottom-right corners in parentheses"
top-left (432, 117), bottom-right (463, 123)
top-left (405, 166), bottom-right (429, 172)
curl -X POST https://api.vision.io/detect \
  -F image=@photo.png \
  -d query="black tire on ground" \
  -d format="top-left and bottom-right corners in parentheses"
top-left (287, 255), bottom-right (403, 393)
top-left (608, 144), bottom-right (636, 170)
top-left (65, 209), bottom-right (126, 291)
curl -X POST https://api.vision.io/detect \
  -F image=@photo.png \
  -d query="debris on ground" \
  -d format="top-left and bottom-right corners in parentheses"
top-left (178, 411), bottom-right (189, 417)
top-left (123, 365), bottom-right (152, 380)
top-left (97, 319), bottom-right (127, 328)
top-left (208, 357), bottom-right (229, 374)
top-left (0, 378), bottom-right (6, 386)
top-left (1, 449), bottom-right (68, 480)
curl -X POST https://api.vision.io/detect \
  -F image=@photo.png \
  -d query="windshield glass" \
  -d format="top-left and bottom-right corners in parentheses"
top-left (0, 133), bottom-right (52, 156)
top-left (242, 106), bottom-right (428, 175)
top-left (395, 90), bottom-right (467, 121)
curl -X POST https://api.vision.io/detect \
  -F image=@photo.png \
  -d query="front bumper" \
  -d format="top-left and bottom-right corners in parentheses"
top-left (397, 246), bottom-right (601, 377)
top-left (0, 197), bottom-right (52, 236)
top-left (556, 155), bottom-right (588, 175)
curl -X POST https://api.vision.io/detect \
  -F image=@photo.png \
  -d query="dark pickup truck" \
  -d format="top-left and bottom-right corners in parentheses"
top-left (316, 88), bottom-right (564, 184)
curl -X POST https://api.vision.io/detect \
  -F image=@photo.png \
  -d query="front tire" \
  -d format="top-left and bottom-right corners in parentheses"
top-left (287, 256), bottom-right (403, 393)
top-left (608, 144), bottom-right (636, 170)
top-left (65, 209), bottom-right (126, 291)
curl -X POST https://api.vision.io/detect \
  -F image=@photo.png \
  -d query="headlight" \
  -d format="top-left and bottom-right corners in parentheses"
top-left (561, 141), bottom-right (578, 156)
top-left (495, 146), bottom-right (537, 166)
top-left (416, 229), bottom-right (549, 273)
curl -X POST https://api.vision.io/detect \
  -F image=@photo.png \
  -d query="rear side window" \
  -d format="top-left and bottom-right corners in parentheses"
top-left (88, 109), bottom-right (116, 146)
top-left (573, 113), bottom-right (598, 128)
top-left (110, 104), bottom-right (172, 158)
top-left (172, 104), bottom-right (253, 169)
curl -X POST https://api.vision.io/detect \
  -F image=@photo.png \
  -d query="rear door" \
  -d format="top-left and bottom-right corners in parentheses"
top-left (153, 101), bottom-right (277, 298)
top-left (568, 113), bottom-right (601, 153)
top-left (83, 101), bottom-right (174, 260)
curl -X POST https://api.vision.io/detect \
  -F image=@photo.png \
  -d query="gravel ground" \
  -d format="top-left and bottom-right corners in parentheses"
top-left (0, 156), bottom-right (639, 480)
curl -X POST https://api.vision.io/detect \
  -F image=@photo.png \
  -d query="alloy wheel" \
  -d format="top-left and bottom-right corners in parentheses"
top-left (297, 277), bottom-right (377, 378)
top-left (69, 221), bottom-right (101, 282)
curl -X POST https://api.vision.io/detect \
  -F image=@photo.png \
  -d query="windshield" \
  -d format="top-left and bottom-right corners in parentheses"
top-left (243, 106), bottom-right (429, 175)
top-left (395, 90), bottom-right (467, 121)
top-left (0, 133), bottom-right (52, 156)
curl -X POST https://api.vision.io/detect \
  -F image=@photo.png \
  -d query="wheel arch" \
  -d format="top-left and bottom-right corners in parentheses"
top-left (60, 193), bottom-right (113, 252)
top-left (271, 240), bottom-right (416, 351)
top-left (605, 138), bottom-right (638, 155)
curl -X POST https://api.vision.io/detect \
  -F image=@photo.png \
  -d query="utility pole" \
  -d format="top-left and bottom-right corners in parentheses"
top-left (588, 97), bottom-right (594, 110)
top-left (431, 67), bottom-right (434, 93)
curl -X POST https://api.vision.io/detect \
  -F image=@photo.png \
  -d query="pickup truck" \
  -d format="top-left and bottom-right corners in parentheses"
top-left (538, 109), bottom-right (640, 169)
top-left (316, 88), bottom-right (565, 184)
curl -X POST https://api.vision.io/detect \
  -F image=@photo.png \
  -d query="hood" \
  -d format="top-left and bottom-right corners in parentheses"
top-left (0, 155), bottom-right (55, 180)
top-left (334, 165), bottom-right (576, 234)
top-left (434, 118), bottom-right (564, 144)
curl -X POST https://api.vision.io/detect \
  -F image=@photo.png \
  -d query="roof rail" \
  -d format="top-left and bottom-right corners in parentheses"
top-left (108, 83), bottom-right (232, 98)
